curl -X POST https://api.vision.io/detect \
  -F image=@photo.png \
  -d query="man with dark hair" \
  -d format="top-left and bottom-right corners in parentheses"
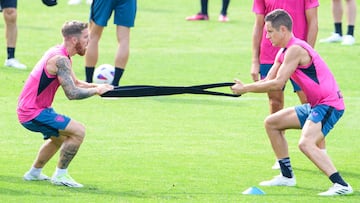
top-left (231, 9), bottom-right (353, 196)
top-left (251, 0), bottom-right (322, 170)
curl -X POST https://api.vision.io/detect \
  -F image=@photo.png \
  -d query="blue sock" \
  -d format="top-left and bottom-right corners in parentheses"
top-left (221, 0), bottom-right (230, 15)
top-left (85, 66), bottom-right (94, 83)
top-left (347, 25), bottom-right (354, 36)
top-left (335, 23), bottom-right (342, 36)
top-left (112, 67), bottom-right (124, 86)
top-left (200, 0), bottom-right (208, 15)
top-left (329, 172), bottom-right (348, 187)
top-left (7, 47), bottom-right (15, 59)
top-left (279, 157), bottom-right (293, 178)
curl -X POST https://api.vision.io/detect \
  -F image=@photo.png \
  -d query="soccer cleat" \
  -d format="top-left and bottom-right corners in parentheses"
top-left (259, 175), bottom-right (296, 186)
top-left (51, 174), bottom-right (84, 188)
top-left (23, 171), bottom-right (50, 181)
top-left (341, 35), bottom-right (355, 46)
top-left (186, 13), bottom-right (209, 21)
top-left (318, 183), bottom-right (353, 196)
top-left (319, 33), bottom-right (343, 43)
top-left (218, 15), bottom-right (229, 22)
top-left (68, 0), bottom-right (81, 5)
top-left (271, 160), bottom-right (280, 170)
top-left (4, 58), bottom-right (27, 69)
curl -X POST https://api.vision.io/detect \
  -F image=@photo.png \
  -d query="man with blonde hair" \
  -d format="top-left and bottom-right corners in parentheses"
top-left (19, 21), bottom-right (113, 188)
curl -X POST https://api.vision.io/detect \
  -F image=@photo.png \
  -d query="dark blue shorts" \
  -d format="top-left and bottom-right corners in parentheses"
top-left (295, 104), bottom-right (344, 136)
top-left (0, 0), bottom-right (17, 8)
top-left (21, 108), bottom-right (71, 140)
top-left (90, 0), bottom-right (137, 27)
top-left (260, 64), bottom-right (301, 92)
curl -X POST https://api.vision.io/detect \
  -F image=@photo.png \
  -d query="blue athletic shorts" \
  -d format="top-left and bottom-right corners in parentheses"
top-left (90, 0), bottom-right (137, 27)
top-left (260, 64), bottom-right (301, 92)
top-left (295, 103), bottom-right (344, 136)
top-left (21, 108), bottom-right (71, 140)
top-left (0, 0), bottom-right (17, 8)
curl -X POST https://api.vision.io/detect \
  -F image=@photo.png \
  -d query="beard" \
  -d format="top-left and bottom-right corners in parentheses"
top-left (75, 42), bottom-right (86, 56)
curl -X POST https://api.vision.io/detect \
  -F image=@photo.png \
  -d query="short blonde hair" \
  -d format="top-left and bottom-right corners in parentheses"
top-left (61, 20), bottom-right (88, 38)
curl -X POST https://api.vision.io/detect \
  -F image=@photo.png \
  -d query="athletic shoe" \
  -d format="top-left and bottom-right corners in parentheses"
top-left (218, 15), bottom-right (229, 22)
top-left (4, 58), bottom-right (27, 70)
top-left (271, 161), bottom-right (280, 170)
top-left (259, 175), bottom-right (296, 186)
top-left (68, 0), bottom-right (81, 5)
top-left (320, 33), bottom-right (343, 43)
top-left (341, 35), bottom-right (355, 46)
top-left (51, 173), bottom-right (84, 188)
top-left (318, 183), bottom-right (353, 196)
top-left (186, 13), bottom-right (209, 21)
top-left (23, 171), bottom-right (50, 181)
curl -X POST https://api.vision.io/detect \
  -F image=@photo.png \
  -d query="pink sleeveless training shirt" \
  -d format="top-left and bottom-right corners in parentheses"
top-left (17, 45), bottom-right (71, 123)
top-left (252, 0), bottom-right (319, 64)
top-left (277, 37), bottom-right (344, 110)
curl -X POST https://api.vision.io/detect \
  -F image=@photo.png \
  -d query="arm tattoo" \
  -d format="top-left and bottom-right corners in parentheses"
top-left (56, 57), bottom-right (96, 100)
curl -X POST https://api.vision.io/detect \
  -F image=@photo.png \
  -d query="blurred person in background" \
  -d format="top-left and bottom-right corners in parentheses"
top-left (320, 0), bottom-right (357, 45)
top-left (84, 0), bottom-right (137, 86)
top-left (186, 0), bottom-right (231, 22)
top-left (1, 0), bottom-right (26, 69)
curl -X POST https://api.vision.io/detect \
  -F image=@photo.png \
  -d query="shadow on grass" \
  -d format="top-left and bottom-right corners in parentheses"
top-left (0, 175), bottom-right (61, 197)
top-left (0, 175), bottom-right (266, 199)
top-left (0, 175), bottom-right (152, 199)
top-left (293, 167), bottom-right (360, 181)
top-left (151, 96), bottom-right (241, 107)
top-left (1, 175), bottom-right (358, 200)
top-left (295, 185), bottom-right (360, 197)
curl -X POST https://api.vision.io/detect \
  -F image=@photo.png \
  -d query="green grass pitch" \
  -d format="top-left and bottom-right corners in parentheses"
top-left (0, 0), bottom-right (359, 202)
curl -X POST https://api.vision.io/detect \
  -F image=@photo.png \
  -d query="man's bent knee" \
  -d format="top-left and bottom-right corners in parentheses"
top-left (298, 139), bottom-right (315, 154)
top-left (264, 114), bottom-right (277, 129)
top-left (4, 8), bottom-right (17, 20)
top-left (62, 121), bottom-right (86, 141)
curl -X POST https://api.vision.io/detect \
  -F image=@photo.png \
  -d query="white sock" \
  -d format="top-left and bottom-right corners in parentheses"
top-left (29, 167), bottom-right (42, 176)
top-left (54, 168), bottom-right (67, 176)
top-left (321, 149), bottom-right (327, 154)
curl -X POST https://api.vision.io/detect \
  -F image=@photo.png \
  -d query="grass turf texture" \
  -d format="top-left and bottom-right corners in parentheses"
top-left (0, 0), bottom-right (359, 202)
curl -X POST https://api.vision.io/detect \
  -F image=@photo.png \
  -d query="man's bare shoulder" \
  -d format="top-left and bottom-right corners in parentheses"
top-left (284, 44), bottom-right (308, 59)
top-left (286, 44), bottom-right (311, 65)
top-left (286, 44), bottom-right (305, 52)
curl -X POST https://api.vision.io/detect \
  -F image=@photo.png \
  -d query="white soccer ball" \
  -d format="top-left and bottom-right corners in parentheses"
top-left (93, 64), bottom-right (114, 84)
